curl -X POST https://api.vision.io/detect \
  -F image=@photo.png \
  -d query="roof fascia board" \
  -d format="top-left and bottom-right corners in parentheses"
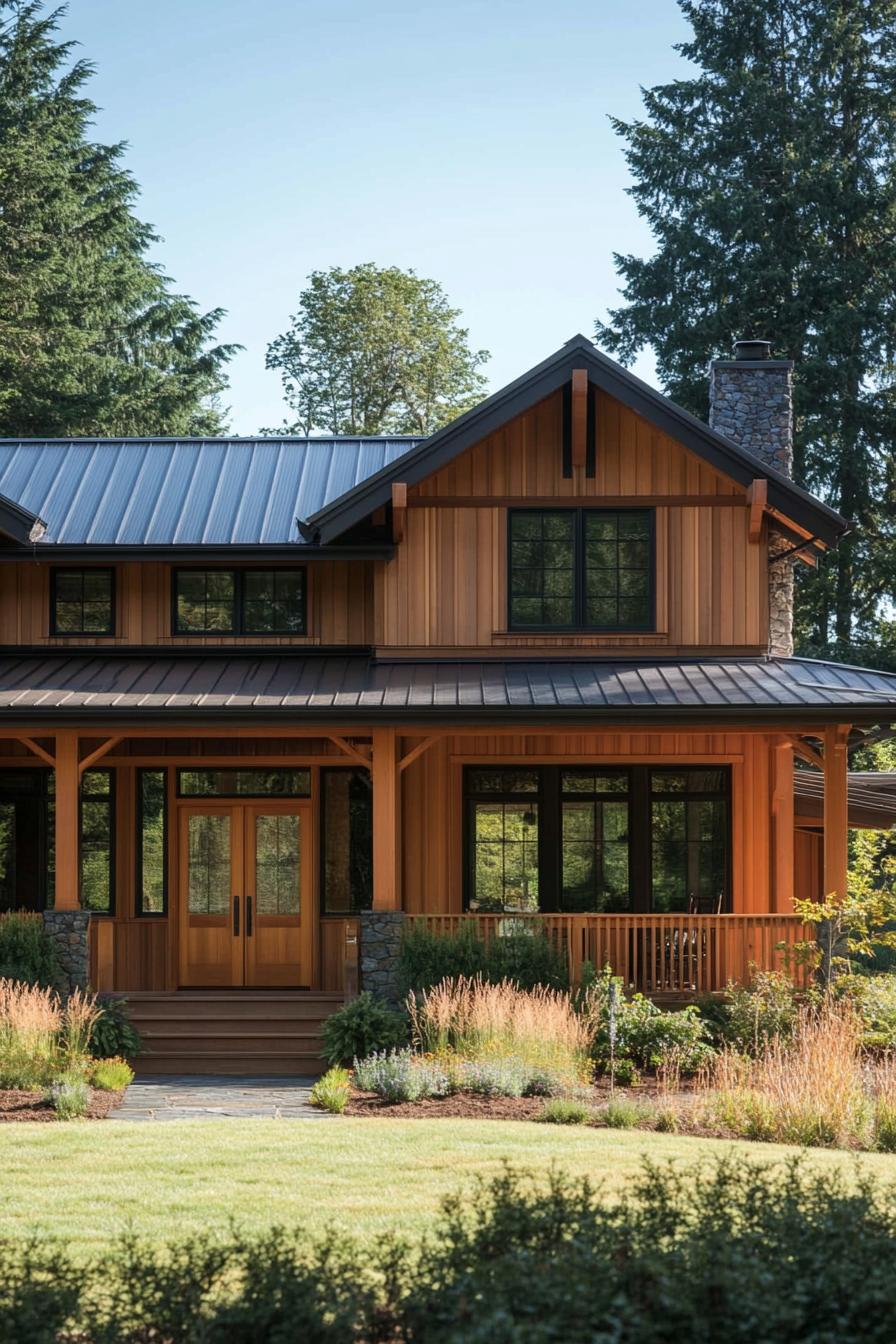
top-left (0, 543), bottom-right (394, 562)
top-left (307, 336), bottom-right (847, 547)
top-left (1, 705), bottom-right (892, 727)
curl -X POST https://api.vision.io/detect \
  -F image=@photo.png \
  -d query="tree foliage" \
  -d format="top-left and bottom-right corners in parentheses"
top-left (596, 0), bottom-right (896, 656)
top-left (265, 263), bottom-right (489, 435)
top-left (0, 1), bottom-right (237, 436)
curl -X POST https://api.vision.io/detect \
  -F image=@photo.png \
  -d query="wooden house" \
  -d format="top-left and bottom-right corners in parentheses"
top-left (0, 335), bottom-right (894, 1071)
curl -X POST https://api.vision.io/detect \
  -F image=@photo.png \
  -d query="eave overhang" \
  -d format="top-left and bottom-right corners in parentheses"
top-left (305, 336), bottom-right (848, 548)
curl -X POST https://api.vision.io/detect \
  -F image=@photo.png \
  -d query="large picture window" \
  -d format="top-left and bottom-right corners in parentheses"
top-left (465, 765), bottom-right (729, 914)
top-left (173, 569), bottom-right (306, 635)
top-left (508, 509), bottom-right (653, 631)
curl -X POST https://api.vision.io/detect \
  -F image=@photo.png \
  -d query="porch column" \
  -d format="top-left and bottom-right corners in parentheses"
top-left (371, 727), bottom-right (401, 910)
top-left (54, 731), bottom-right (80, 910)
top-left (823, 724), bottom-right (849, 899)
top-left (771, 741), bottom-right (794, 911)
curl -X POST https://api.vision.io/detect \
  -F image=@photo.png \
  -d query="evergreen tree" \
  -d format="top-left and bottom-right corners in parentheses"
top-left (266, 263), bottom-right (488, 435)
top-left (0, 1), bottom-right (237, 436)
top-left (596, 0), bottom-right (896, 656)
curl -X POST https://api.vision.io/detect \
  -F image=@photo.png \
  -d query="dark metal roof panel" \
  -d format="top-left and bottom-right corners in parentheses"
top-left (794, 768), bottom-right (896, 829)
top-left (0, 438), bottom-right (421, 545)
top-left (0, 654), bottom-right (895, 721)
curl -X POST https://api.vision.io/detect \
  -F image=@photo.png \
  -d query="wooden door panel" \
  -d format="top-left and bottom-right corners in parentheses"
top-left (178, 805), bottom-right (244, 987)
top-left (244, 804), bottom-right (311, 988)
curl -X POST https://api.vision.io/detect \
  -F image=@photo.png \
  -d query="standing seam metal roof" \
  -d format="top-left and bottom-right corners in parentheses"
top-left (0, 655), bottom-right (894, 719)
top-left (0, 438), bottom-right (422, 545)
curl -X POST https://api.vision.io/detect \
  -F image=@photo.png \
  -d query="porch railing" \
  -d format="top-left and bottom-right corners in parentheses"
top-left (404, 913), bottom-right (811, 994)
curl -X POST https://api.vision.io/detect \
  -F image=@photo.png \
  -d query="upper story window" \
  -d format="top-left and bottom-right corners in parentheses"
top-left (172, 569), bottom-right (307, 636)
top-left (50, 568), bottom-right (115, 635)
top-left (508, 509), bottom-right (653, 632)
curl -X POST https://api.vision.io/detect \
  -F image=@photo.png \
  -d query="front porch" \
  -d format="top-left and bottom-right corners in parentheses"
top-left (0, 719), bottom-right (853, 1002)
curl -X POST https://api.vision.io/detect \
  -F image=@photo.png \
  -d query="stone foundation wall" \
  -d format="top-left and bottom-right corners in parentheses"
top-left (42, 910), bottom-right (90, 995)
top-left (359, 910), bottom-right (405, 1007)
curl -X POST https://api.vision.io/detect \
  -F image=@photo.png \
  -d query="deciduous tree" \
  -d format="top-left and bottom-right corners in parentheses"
top-left (266, 263), bottom-right (488, 435)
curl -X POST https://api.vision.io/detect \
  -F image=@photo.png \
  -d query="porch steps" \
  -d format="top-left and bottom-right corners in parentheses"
top-left (123, 991), bottom-right (345, 1076)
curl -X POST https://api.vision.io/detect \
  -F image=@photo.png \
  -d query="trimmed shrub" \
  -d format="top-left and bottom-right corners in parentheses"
top-left (353, 1049), bottom-right (450, 1103)
top-left (90, 996), bottom-right (142, 1059)
top-left (399, 921), bottom-right (568, 994)
top-left (0, 913), bottom-right (62, 989)
top-left (5, 1160), bottom-right (896, 1338)
top-left (320, 993), bottom-right (407, 1066)
top-left (90, 1057), bottom-right (133, 1091)
top-left (538, 1097), bottom-right (592, 1125)
top-left (310, 1067), bottom-right (352, 1114)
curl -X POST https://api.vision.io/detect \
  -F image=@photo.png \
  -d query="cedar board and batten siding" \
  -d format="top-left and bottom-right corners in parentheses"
top-left (0, 559), bottom-right (375, 647)
top-left (376, 389), bottom-right (767, 653)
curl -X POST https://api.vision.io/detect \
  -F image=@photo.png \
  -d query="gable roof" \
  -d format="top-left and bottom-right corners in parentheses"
top-left (304, 335), bottom-right (848, 547)
top-left (0, 436), bottom-right (420, 547)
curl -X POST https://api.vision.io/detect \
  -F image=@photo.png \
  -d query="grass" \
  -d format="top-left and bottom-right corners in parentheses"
top-left (2, 1117), bottom-right (896, 1255)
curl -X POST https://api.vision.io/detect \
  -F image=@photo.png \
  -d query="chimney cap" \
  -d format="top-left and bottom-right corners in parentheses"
top-left (733, 338), bottom-right (773, 361)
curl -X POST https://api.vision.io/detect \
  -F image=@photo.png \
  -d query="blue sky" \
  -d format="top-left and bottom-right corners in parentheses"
top-left (59, 0), bottom-right (692, 434)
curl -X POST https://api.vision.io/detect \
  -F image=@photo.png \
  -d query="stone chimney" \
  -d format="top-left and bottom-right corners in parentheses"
top-left (709, 339), bottom-right (795, 658)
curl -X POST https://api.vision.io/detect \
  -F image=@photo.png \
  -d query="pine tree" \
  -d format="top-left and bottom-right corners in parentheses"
top-left (0, 1), bottom-right (238, 436)
top-left (596, 0), bottom-right (896, 656)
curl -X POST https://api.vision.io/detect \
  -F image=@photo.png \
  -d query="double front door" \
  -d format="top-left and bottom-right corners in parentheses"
top-left (178, 802), bottom-right (312, 987)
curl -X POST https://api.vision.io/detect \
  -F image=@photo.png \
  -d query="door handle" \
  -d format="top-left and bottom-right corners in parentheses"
top-left (233, 895), bottom-right (240, 936)
top-left (246, 895), bottom-right (253, 937)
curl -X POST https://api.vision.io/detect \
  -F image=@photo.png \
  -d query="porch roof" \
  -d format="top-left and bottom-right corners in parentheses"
top-left (0, 652), bottom-right (895, 725)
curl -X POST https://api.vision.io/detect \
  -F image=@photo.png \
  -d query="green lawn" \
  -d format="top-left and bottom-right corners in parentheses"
top-left (3, 1117), bottom-right (896, 1253)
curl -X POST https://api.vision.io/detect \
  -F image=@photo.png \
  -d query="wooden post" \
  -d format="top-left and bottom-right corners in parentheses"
top-left (571, 369), bottom-right (588, 469)
top-left (771, 741), bottom-right (794, 911)
top-left (823, 724), bottom-right (850, 899)
top-left (371, 727), bottom-right (401, 910)
top-left (54, 732), bottom-right (80, 910)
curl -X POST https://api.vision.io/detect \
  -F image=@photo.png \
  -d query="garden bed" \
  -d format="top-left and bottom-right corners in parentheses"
top-left (0, 1087), bottom-right (125, 1123)
top-left (346, 1076), bottom-right (699, 1122)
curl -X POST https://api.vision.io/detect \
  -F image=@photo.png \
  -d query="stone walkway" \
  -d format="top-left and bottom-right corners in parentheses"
top-left (109, 1075), bottom-right (328, 1121)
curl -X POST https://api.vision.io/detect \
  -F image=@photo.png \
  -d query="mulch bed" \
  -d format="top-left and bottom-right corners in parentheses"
top-left (0, 1088), bottom-right (125, 1122)
top-left (345, 1078), bottom-right (701, 1123)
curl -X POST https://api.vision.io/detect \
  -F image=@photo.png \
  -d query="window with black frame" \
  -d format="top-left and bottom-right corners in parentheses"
top-left (137, 769), bottom-right (167, 915)
top-left (465, 765), bottom-right (729, 914)
top-left (79, 769), bottom-right (114, 914)
top-left (508, 509), bottom-right (653, 631)
top-left (320, 769), bottom-right (372, 913)
top-left (466, 769), bottom-right (540, 913)
top-left (51, 568), bottom-right (115, 634)
top-left (173, 569), bottom-right (306, 635)
top-left (650, 769), bottom-right (729, 913)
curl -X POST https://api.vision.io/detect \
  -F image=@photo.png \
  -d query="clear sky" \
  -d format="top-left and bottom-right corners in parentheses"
top-left (59, 0), bottom-right (692, 434)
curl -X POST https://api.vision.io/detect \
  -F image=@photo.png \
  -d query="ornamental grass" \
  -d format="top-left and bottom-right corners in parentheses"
top-left (407, 975), bottom-right (593, 1083)
top-left (706, 1001), bottom-right (871, 1147)
top-left (0, 978), bottom-right (100, 1090)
